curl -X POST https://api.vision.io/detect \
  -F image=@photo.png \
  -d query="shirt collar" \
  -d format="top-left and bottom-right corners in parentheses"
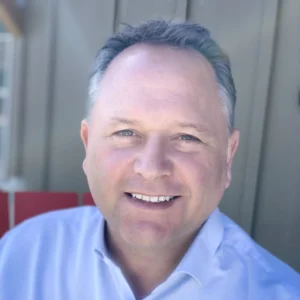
top-left (94, 207), bottom-right (224, 284)
top-left (173, 208), bottom-right (224, 285)
top-left (93, 212), bottom-right (110, 261)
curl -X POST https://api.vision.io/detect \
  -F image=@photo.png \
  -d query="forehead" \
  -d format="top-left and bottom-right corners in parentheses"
top-left (91, 44), bottom-right (226, 132)
top-left (100, 44), bottom-right (218, 94)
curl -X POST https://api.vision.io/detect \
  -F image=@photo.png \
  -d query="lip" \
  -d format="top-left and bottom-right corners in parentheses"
top-left (124, 193), bottom-right (181, 210)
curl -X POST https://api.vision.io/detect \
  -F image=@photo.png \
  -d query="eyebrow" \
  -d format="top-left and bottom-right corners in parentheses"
top-left (109, 117), bottom-right (211, 135)
top-left (109, 117), bottom-right (140, 125)
top-left (175, 122), bottom-right (211, 135)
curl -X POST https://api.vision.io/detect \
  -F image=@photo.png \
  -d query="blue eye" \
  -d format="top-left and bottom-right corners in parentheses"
top-left (179, 135), bottom-right (201, 142)
top-left (114, 130), bottom-right (135, 137)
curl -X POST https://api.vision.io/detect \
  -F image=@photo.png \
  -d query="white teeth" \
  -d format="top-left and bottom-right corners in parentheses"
top-left (150, 196), bottom-right (158, 203)
top-left (143, 195), bottom-right (150, 201)
top-left (131, 194), bottom-right (176, 203)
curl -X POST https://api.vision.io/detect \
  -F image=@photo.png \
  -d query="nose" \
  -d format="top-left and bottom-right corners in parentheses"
top-left (134, 136), bottom-right (172, 180)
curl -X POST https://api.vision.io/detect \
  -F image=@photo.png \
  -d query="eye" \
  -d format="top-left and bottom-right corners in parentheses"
top-left (113, 129), bottom-right (136, 137)
top-left (179, 134), bottom-right (201, 143)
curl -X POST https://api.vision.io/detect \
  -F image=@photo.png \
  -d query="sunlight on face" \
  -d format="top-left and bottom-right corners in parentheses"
top-left (81, 44), bottom-right (239, 251)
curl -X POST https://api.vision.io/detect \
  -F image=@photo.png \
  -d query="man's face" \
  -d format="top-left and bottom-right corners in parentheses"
top-left (81, 45), bottom-right (239, 251)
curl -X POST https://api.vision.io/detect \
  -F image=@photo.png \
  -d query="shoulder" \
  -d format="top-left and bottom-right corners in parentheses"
top-left (0, 206), bottom-right (103, 299)
top-left (219, 213), bottom-right (300, 298)
top-left (0, 206), bottom-right (101, 253)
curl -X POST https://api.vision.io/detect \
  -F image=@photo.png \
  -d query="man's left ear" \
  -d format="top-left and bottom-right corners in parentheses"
top-left (80, 119), bottom-right (89, 150)
top-left (80, 119), bottom-right (89, 174)
top-left (225, 129), bottom-right (240, 189)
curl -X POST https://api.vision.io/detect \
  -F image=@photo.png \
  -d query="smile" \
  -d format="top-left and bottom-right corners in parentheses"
top-left (126, 193), bottom-right (179, 203)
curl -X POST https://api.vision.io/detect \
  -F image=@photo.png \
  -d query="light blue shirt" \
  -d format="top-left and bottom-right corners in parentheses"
top-left (0, 206), bottom-right (299, 299)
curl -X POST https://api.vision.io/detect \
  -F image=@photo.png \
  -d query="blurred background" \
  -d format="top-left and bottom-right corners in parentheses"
top-left (0, 0), bottom-right (299, 271)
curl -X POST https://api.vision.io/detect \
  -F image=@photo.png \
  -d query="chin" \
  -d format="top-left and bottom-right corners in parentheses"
top-left (122, 220), bottom-right (173, 249)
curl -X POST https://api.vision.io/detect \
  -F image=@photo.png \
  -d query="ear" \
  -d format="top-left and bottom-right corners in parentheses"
top-left (225, 129), bottom-right (240, 189)
top-left (80, 119), bottom-right (89, 174)
top-left (80, 119), bottom-right (89, 149)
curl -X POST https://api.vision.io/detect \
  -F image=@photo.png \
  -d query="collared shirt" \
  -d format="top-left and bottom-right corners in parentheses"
top-left (0, 206), bottom-right (299, 300)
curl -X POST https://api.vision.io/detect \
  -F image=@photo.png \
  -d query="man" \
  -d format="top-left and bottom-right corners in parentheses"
top-left (0, 20), bottom-right (299, 300)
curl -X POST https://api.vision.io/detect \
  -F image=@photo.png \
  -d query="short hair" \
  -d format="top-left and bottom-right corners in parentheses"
top-left (88, 19), bottom-right (236, 133)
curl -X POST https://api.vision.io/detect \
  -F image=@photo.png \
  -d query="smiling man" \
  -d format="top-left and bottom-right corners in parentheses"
top-left (0, 20), bottom-right (300, 300)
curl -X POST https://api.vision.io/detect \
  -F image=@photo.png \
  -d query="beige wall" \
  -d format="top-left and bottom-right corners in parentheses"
top-left (12, 0), bottom-right (300, 271)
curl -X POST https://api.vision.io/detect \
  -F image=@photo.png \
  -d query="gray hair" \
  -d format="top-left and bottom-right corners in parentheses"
top-left (88, 20), bottom-right (236, 133)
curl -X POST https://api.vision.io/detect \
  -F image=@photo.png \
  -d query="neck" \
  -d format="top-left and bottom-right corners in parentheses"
top-left (106, 226), bottom-right (196, 299)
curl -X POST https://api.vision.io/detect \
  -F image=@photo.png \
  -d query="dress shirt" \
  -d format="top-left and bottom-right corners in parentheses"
top-left (0, 206), bottom-right (299, 299)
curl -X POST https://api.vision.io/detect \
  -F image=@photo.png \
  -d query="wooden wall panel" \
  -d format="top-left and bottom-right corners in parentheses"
top-left (21, 0), bottom-right (56, 190)
top-left (115, 0), bottom-right (187, 27)
top-left (253, 0), bottom-right (300, 272)
top-left (47, 0), bottom-right (115, 192)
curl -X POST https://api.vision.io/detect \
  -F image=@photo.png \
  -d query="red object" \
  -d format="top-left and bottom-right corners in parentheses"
top-left (82, 193), bottom-right (95, 206)
top-left (14, 192), bottom-right (79, 225)
top-left (0, 192), bottom-right (9, 237)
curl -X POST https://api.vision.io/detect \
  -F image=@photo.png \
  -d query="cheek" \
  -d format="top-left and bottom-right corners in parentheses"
top-left (100, 147), bottom-right (133, 174)
top-left (86, 143), bottom-right (134, 187)
top-left (85, 144), bottom-right (135, 213)
top-left (174, 150), bottom-right (227, 189)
